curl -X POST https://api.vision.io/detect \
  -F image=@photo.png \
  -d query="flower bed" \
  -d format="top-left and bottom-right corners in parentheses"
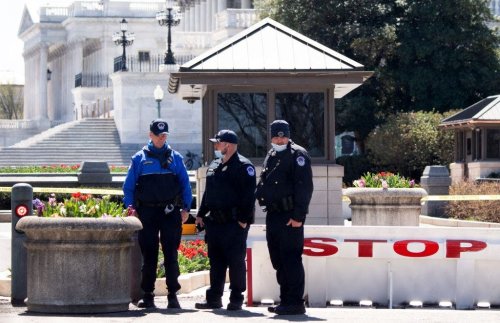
top-left (353, 171), bottom-right (416, 188)
top-left (157, 239), bottom-right (209, 277)
top-left (0, 164), bottom-right (128, 174)
top-left (33, 192), bottom-right (126, 218)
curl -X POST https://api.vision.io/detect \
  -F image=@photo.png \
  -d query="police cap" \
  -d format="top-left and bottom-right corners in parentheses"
top-left (150, 119), bottom-right (169, 135)
top-left (209, 129), bottom-right (238, 144)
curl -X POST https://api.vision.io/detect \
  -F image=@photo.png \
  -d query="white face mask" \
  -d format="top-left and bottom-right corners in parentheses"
top-left (214, 150), bottom-right (224, 159)
top-left (271, 143), bottom-right (287, 152)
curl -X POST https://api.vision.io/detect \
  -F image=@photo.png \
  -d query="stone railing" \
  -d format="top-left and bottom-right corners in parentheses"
top-left (216, 9), bottom-right (258, 30)
top-left (40, 1), bottom-right (162, 22)
top-left (0, 120), bottom-right (38, 129)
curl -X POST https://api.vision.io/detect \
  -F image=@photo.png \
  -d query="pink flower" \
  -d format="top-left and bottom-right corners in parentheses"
top-left (381, 179), bottom-right (388, 189)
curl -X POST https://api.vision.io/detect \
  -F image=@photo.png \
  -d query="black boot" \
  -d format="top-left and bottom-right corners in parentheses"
top-left (195, 299), bottom-right (223, 309)
top-left (137, 292), bottom-right (156, 308)
top-left (167, 293), bottom-right (181, 309)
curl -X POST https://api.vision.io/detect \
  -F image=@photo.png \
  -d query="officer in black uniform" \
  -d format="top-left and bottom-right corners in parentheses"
top-left (123, 119), bottom-right (192, 309)
top-left (194, 130), bottom-right (256, 311)
top-left (255, 120), bottom-right (313, 315)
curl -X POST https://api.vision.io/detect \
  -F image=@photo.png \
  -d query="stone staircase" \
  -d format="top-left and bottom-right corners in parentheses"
top-left (0, 119), bottom-right (138, 167)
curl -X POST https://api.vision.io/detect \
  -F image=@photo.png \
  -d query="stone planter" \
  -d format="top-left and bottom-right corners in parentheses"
top-left (345, 188), bottom-right (427, 226)
top-left (16, 216), bottom-right (142, 313)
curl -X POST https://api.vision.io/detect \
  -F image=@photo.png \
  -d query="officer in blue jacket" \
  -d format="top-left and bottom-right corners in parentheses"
top-left (194, 130), bottom-right (256, 311)
top-left (123, 119), bottom-right (192, 309)
top-left (255, 120), bottom-right (313, 315)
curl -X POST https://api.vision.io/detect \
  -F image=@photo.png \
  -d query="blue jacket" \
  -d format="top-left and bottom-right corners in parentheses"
top-left (123, 141), bottom-right (192, 211)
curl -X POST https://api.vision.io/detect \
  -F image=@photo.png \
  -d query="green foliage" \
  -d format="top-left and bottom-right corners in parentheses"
top-left (353, 171), bottom-right (416, 188)
top-left (157, 240), bottom-right (209, 277)
top-left (365, 110), bottom-right (454, 180)
top-left (0, 164), bottom-right (128, 173)
top-left (393, 0), bottom-right (500, 112)
top-left (257, 0), bottom-right (500, 147)
top-left (446, 182), bottom-right (500, 222)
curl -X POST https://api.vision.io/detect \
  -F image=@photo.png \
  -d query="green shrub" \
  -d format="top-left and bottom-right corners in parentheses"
top-left (445, 182), bottom-right (500, 223)
top-left (365, 110), bottom-right (454, 180)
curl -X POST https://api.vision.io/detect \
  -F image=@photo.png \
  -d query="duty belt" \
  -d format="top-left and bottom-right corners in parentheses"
top-left (207, 208), bottom-right (237, 224)
top-left (261, 196), bottom-right (294, 213)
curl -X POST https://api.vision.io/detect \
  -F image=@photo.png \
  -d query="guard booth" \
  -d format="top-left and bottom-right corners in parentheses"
top-left (168, 17), bottom-right (373, 225)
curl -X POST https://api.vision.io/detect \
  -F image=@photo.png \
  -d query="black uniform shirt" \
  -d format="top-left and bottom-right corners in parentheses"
top-left (198, 152), bottom-right (256, 223)
top-left (256, 141), bottom-right (313, 222)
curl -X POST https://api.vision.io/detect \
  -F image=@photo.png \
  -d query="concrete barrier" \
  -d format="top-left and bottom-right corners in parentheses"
top-left (247, 224), bottom-right (500, 309)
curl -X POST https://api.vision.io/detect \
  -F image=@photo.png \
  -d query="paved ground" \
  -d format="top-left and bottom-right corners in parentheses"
top-left (1, 290), bottom-right (500, 323)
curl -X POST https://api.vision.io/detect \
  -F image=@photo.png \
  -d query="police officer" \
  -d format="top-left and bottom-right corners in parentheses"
top-left (123, 119), bottom-right (192, 309)
top-left (255, 120), bottom-right (313, 315)
top-left (194, 130), bottom-right (256, 311)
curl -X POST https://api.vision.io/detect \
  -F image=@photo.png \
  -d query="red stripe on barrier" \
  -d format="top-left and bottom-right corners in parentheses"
top-left (246, 247), bottom-right (253, 307)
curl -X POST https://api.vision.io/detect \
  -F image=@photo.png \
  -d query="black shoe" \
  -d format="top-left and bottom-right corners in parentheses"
top-left (227, 302), bottom-right (242, 311)
top-left (137, 293), bottom-right (156, 308)
top-left (274, 304), bottom-right (306, 315)
top-left (267, 305), bottom-right (277, 313)
top-left (167, 294), bottom-right (181, 309)
top-left (195, 300), bottom-right (223, 309)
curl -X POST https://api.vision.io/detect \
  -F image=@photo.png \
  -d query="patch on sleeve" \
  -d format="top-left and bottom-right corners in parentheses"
top-left (246, 165), bottom-right (255, 176)
top-left (296, 156), bottom-right (306, 167)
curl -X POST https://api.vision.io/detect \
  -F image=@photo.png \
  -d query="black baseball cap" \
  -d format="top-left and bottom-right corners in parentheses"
top-left (209, 130), bottom-right (238, 144)
top-left (150, 119), bottom-right (169, 135)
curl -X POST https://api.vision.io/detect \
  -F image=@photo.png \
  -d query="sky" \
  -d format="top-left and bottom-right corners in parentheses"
top-left (0, 1), bottom-right (29, 84)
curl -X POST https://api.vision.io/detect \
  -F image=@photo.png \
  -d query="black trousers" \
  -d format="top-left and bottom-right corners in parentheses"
top-left (138, 206), bottom-right (182, 295)
top-left (266, 212), bottom-right (305, 306)
top-left (204, 220), bottom-right (249, 304)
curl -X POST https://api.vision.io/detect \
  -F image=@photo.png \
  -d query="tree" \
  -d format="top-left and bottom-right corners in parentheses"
top-left (254, 0), bottom-right (400, 145)
top-left (256, 0), bottom-right (500, 147)
top-left (0, 84), bottom-right (23, 119)
top-left (389, 0), bottom-right (500, 112)
top-left (365, 110), bottom-right (455, 180)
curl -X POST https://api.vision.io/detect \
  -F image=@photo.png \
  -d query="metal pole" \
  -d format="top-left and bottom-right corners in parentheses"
top-left (165, 8), bottom-right (176, 65)
top-left (121, 31), bottom-right (127, 71)
top-left (156, 100), bottom-right (161, 118)
top-left (11, 183), bottom-right (33, 306)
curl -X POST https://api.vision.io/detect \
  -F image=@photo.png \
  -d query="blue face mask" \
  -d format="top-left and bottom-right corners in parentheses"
top-left (271, 143), bottom-right (287, 152)
top-left (214, 150), bottom-right (224, 159)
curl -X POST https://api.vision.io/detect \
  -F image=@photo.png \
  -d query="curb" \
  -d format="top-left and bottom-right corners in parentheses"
top-left (0, 270), bottom-right (211, 298)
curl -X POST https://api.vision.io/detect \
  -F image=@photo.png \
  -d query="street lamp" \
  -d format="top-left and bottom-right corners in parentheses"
top-left (154, 85), bottom-right (164, 118)
top-left (156, 1), bottom-right (181, 65)
top-left (112, 18), bottom-right (135, 71)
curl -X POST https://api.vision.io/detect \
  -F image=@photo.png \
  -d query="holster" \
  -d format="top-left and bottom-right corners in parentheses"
top-left (263, 196), bottom-right (294, 213)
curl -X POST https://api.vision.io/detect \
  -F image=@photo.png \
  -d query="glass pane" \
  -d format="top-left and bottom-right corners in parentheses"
top-left (486, 129), bottom-right (500, 159)
top-left (217, 93), bottom-right (267, 158)
top-left (275, 92), bottom-right (325, 157)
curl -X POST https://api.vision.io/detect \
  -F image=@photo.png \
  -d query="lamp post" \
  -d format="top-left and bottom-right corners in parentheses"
top-left (156, 1), bottom-right (181, 65)
top-left (154, 85), bottom-right (164, 118)
top-left (112, 18), bottom-right (135, 71)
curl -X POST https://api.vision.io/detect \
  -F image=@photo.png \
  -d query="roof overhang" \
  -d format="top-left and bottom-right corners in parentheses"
top-left (169, 70), bottom-right (373, 99)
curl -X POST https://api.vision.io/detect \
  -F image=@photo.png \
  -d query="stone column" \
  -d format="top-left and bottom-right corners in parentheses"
top-left (210, 0), bottom-right (217, 31)
top-left (195, 1), bottom-right (201, 32)
top-left (420, 165), bottom-right (452, 218)
top-left (201, 0), bottom-right (208, 32)
top-left (218, 0), bottom-right (226, 11)
top-left (189, 5), bottom-right (196, 32)
top-left (38, 43), bottom-right (49, 122)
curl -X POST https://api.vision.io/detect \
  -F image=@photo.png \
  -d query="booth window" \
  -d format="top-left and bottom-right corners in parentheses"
top-left (217, 92), bottom-right (268, 158)
top-left (275, 92), bottom-right (325, 157)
